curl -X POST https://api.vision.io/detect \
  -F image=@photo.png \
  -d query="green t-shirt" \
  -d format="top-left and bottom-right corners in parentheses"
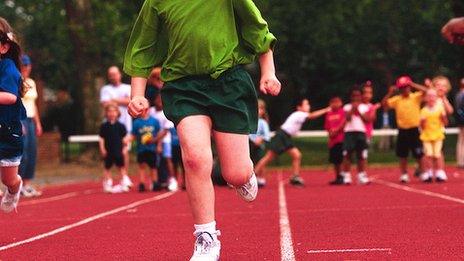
top-left (123, 0), bottom-right (276, 82)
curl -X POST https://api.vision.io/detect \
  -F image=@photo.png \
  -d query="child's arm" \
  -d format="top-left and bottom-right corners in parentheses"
top-left (381, 86), bottom-right (396, 109)
top-left (308, 107), bottom-right (331, 120)
top-left (153, 129), bottom-right (168, 144)
top-left (420, 118), bottom-right (426, 130)
top-left (99, 138), bottom-right (107, 157)
top-left (259, 50), bottom-right (281, 96)
top-left (410, 82), bottom-right (428, 92)
top-left (0, 91), bottom-right (17, 105)
top-left (442, 97), bottom-right (454, 115)
top-left (128, 77), bottom-right (150, 118)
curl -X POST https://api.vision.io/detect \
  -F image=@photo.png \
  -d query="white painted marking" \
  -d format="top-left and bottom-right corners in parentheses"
top-left (373, 179), bottom-right (464, 204)
top-left (20, 189), bottom-right (96, 206)
top-left (307, 248), bottom-right (392, 254)
top-left (278, 172), bottom-right (296, 261)
top-left (0, 191), bottom-right (175, 251)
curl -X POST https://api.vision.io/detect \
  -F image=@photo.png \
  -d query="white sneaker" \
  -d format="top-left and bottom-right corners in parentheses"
top-left (111, 184), bottom-right (130, 193)
top-left (103, 179), bottom-right (113, 193)
top-left (21, 186), bottom-right (42, 198)
top-left (342, 172), bottom-right (352, 184)
top-left (167, 177), bottom-right (179, 191)
top-left (420, 170), bottom-right (433, 182)
top-left (357, 172), bottom-right (370, 185)
top-left (190, 230), bottom-right (221, 261)
top-left (20, 186), bottom-right (33, 198)
top-left (1, 179), bottom-right (22, 213)
top-left (399, 173), bottom-right (410, 183)
top-left (435, 169), bottom-right (448, 182)
top-left (257, 177), bottom-right (266, 187)
top-left (235, 173), bottom-right (258, 202)
top-left (120, 175), bottom-right (133, 190)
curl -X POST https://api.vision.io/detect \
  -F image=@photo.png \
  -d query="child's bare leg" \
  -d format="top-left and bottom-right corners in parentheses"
top-left (357, 158), bottom-right (366, 173)
top-left (166, 158), bottom-right (176, 180)
top-left (213, 131), bottom-right (253, 187)
top-left (1, 167), bottom-right (22, 193)
top-left (399, 158), bottom-right (408, 174)
top-left (287, 148), bottom-right (302, 176)
top-left (150, 169), bottom-right (158, 183)
top-left (139, 164), bottom-right (146, 184)
top-left (254, 151), bottom-right (276, 178)
top-left (178, 115), bottom-right (214, 224)
top-left (103, 169), bottom-right (112, 181)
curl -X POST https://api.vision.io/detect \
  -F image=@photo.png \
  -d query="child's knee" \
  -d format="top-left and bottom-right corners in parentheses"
top-left (183, 153), bottom-right (212, 174)
top-left (292, 150), bottom-right (302, 160)
top-left (222, 162), bottom-right (253, 186)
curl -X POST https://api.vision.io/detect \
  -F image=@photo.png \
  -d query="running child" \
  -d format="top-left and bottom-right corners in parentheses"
top-left (98, 103), bottom-right (130, 193)
top-left (0, 17), bottom-right (26, 213)
top-left (124, 1), bottom-right (280, 259)
top-left (254, 98), bottom-right (330, 186)
top-left (420, 89), bottom-right (448, 182)
top-left (127, 109), bottom-right (162, 192)
top-left (249, 99), bottom-right (271, 187)
top-left (382, 76), bottom-right (426, 183)
top-left (340, 87), bottom-right (371, 185)
top-left (324, 96), bottom-right (346, 185)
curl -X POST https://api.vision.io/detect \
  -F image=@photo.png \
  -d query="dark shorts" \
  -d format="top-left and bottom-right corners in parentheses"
top-left (137, 151), bottom-right (157, 169)
top-left (343, 132), bottom-right (368, 160)
top-left (104, 154), bottom-right (124, 169)
top-left (161, 66), bottom-right (258, 134)
top-left (172, 145), bottom-right (182, 168)
top-left (329, 143), bottom-right (344, 165)
top-left (0, 121), bottom-right (23, 159)
top-left (250, 142), bottom-right (266, 164)
top-left (396, 128), bottom-right (423, 159)
top-left (268, 129), bottom-right (295, 155)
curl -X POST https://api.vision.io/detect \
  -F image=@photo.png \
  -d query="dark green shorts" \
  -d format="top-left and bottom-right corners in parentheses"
top-left (161, 66), bottom-right (258, 134)
top-left (343, 131), bottom-right (368, 159)
top-left (268, 129), bottom-right (295, 155)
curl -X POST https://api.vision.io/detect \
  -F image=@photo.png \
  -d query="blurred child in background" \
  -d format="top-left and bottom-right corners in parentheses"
top-left (324, 96), bottom-right (345, 185)
top-left (249, 99), bottom-right (271, 187)
top-left (382, 76), bottom-right (426, 183)
top-left (127, 109), bottom-right (162, 192)
top-left (361, 81), bottom-right (381, 142)
top-left (420, 89), bottom-right (448, 182)
top-left (169, 127), bottom-right (185, 189)
top-left (99, 103), bottom-right (130, 193)
top-left (455, 78), bottom-right (464, 168)
top-left (255, 98), bottom-right (329, 186)
top-left (340, 87), bottom-right (371, 185)
top-left (0, 17), bottom-right (26, 212)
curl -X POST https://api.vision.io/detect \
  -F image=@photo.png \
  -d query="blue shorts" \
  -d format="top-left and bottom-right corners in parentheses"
top-left (0, 156), bottom-right (22, 167)
top-left (162, 142), bottom-right (172, 158)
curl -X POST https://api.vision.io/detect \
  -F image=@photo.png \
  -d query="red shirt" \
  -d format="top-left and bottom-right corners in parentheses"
top-left (324, 108), bottom-right (345, 148)
top-left (364, 103), bottom-right (375, 139)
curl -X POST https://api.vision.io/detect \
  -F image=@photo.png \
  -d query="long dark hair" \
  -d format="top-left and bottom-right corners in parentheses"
top-left (0, 17), bottom-right (26, 97)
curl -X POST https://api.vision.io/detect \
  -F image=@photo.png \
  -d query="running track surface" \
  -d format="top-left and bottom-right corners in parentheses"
top-left (1, 167), bottom-right (464, 260)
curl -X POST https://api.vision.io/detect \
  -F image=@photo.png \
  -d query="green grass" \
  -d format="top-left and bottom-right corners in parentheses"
top-left (270, 134), bottom-right (458, 167)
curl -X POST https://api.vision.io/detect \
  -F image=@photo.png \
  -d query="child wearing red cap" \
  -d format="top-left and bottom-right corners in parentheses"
top-left (382, 76), bottom-right (427, 183)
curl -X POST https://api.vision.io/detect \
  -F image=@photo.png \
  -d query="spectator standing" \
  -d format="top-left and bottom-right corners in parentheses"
top-left (18, 54), bottom-right (43, 198)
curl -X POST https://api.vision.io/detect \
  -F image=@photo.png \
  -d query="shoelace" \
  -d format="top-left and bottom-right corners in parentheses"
top-left (193, 231), bottom-right (220, 255)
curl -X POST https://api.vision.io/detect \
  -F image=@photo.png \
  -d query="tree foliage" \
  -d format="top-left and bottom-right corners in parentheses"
top-left (2, 0), bottom-right (463, 130)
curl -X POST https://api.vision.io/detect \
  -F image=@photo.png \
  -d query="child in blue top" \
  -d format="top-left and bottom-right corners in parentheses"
top-left (0, 17), bottom-right (26, 213)
top-left (127, 109), bottom-right (162, 192)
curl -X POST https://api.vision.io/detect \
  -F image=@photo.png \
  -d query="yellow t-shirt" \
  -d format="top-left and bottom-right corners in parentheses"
top-left (387, 92), bottom-right (423, 129)
top-left (420, 104), bottom-right (445, 142)
top-left (21, 78), bottom-right (38, 118)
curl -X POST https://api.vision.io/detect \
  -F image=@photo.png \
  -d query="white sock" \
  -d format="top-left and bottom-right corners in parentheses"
top-left (194, 221), bottom-right (217, 234)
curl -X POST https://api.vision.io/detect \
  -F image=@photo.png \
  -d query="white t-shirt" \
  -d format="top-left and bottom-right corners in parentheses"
top-left (22, 78), bottom-right (38, 118)
top-left (100, 83), bottom-right (132, 132)
top-left (343, 103), bottom-right (369, 132)
top-left (149, 108), bottom-right (175, 143)
top-left (280, 111), bottom-right (309, 136)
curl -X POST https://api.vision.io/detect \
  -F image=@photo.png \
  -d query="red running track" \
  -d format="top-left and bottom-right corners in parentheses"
top-left (0, 167), bottom-right (463, 260)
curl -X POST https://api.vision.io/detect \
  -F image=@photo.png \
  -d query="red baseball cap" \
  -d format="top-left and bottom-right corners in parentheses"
top-left (396, 76), bottom-right (412, 88)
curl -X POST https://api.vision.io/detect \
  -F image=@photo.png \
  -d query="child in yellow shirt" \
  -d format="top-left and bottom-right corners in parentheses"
top-left (420, 89), bottom-right (448, 182)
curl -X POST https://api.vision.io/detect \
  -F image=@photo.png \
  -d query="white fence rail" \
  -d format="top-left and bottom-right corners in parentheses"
top-left (68, 127), bottom-right (461, 143)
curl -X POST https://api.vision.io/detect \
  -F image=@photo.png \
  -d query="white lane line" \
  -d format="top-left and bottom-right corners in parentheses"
top-left (20, 189), bottom-right (97, 206)
top-left (308, 248), bottom-right (392, 254)
top-left (278, 172), bottom-right (296, 261)
top-left (0, 191), bottom-right (176, 252)
top-left (373, 179), bottom-right (464, 204)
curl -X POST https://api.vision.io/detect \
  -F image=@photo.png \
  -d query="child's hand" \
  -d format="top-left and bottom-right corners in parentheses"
top-left (128, 96), bottom-right (149, 118)
top-left (387, 85), bottom-right (397, 94)
top-left (260, 74), bottom-right (281, 96)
